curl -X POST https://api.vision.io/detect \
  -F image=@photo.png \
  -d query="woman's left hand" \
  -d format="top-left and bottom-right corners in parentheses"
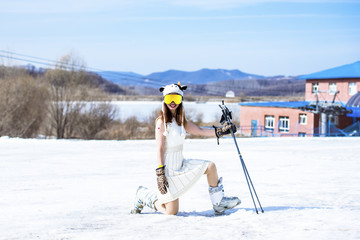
top-left (214, 123), bottom-right (237, 138)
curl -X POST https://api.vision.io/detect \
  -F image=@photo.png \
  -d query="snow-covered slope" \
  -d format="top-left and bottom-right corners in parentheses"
top-left (0, 137), bottom-right (359, 239)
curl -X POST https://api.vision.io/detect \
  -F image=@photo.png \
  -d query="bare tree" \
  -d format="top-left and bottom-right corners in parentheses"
top-left (44, 54), bottom-right (89, 139)
top-left (76, 103), bottom-right (116, 139)
top-left (0, 71), bottom-right (49, 138)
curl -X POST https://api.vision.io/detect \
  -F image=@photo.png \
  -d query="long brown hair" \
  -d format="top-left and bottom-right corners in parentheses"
top-left (157, 102), bottom-right (187, 127)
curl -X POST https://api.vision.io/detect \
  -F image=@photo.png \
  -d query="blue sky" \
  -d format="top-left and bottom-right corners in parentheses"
top-left (1, 0), bottom-right (359, 76)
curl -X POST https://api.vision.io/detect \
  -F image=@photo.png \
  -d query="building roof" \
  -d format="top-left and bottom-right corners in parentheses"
top-left (299, 61), bottom-right (360, 80)
top-left (239, 101), bottom-right (310, 109)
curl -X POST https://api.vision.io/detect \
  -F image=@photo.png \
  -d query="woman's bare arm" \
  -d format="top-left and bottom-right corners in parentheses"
top-left (184, 119), bottom-right (216, 137)
top-left (155, 118), bottom-right (166, 166)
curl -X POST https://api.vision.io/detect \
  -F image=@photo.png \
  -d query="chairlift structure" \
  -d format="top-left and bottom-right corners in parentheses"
top-left (298, 90), bottom-right (352, 136)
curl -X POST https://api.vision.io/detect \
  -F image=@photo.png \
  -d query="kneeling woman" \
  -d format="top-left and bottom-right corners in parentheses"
top-left (131, 83), bottom-right (240, 215)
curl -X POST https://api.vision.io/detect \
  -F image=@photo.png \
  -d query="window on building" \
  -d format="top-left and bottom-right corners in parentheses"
top-left (312, 82), bottom-right (319, 93)
top-left (329, 82), bottom-right (337, 95)
top-left (265, 115), bottom-right (275, 132)
top-left (279, 116), bottom-right (290, 133)
top-left (299, 114), bottom-right (307, 125)
top-left (298, 132), bottom-right (306, 137)
top-left (349, 82), bottom-right (357, 95)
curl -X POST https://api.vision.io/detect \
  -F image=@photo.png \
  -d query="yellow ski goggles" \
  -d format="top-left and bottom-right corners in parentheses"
top-left (164, 94), bottom-right (182, 104)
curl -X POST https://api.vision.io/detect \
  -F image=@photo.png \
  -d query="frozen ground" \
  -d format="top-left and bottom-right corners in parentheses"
top-left (0, 137), bottom-right (359, 240)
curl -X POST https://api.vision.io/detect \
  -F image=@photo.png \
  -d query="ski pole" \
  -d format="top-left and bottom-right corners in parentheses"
top-left (230, 127), bottom-right (264, 214)
top-left (218, 101), bottom-right (264, 214)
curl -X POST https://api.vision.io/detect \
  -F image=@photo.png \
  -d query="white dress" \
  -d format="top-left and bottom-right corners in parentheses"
top-left (157, 120), bottom-right (210, 204)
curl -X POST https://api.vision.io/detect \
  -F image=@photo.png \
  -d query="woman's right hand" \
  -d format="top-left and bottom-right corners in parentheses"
top-left (156, 166), bottom-right (169, 194)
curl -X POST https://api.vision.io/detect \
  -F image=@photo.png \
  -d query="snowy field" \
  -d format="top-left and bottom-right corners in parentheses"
top-left (1, 137), bottom-right (359, 240)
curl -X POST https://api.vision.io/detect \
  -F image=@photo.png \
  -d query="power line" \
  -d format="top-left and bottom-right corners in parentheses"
top-left (0, 53), bottom-right (56, 68)
top-left (0, 50), bottom-right (168, 88)
top-left (0, 49), bottom-right (100, 72)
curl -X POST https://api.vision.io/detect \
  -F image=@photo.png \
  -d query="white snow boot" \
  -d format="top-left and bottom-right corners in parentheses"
top-left (209, 177), bottom-right (241, 215)
top-left (130, 186), bottom-right (158, 214)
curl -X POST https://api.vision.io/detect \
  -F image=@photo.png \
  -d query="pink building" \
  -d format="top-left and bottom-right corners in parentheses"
top-left (239, 61), bottom-right (360, 137)
top-left (239, 102), bottom-right (317, 137)
top-left (305, 78), bottom-right (359, 103)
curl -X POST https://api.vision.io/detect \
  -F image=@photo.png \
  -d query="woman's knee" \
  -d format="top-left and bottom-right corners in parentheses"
top-left (164, 199), bottom-right (179, 215)
top-left (206, 161), bottom-right (217, 174)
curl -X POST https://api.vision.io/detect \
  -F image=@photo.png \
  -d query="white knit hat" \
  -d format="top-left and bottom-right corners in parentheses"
top-left (159, 82), bottom-right (187, 96)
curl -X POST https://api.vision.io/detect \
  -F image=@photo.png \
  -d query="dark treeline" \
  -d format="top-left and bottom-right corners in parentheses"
top-left (185, 77), bottom-right (305, 97)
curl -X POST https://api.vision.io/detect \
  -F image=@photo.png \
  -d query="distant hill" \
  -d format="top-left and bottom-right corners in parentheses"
top-left (97, 68), bottom-right (265, 87)
top-left (96, 71), bottom-right (145, 86)
top-left (146, 68), bottom-right (264, 85)
top-left (186, 77), bottom-right (304, 96)
top-left (96, 69), bottom-right (303, 96)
